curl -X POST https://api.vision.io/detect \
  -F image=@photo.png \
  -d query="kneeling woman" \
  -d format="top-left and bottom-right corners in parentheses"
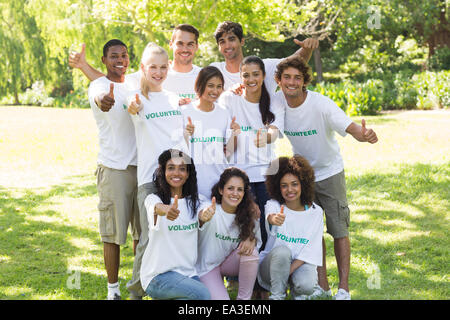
top-left (196, 167), bottom-right (261, 300)
top-left (140, 149), bottom-right (215, 300)
top-left (258, 155), bottom-right (324, 300)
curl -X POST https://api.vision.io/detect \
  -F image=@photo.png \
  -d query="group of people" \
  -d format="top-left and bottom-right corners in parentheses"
top-left (69, 21), bottom-right (378, 301)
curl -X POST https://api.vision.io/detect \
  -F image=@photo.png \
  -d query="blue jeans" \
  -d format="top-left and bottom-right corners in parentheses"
top-left (250, 181), bottom-right (270, 251)
top-left (146, 271), bottom-right (211, 300)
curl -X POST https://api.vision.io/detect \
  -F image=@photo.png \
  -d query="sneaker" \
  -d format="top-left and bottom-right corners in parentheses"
top-left (129, 293), bottom-right (143, 300)
top-left (334, 288), bottom-right (351, 300)
top-left (307, 285), bottom-right (332, 300)
top-left (107, 293), bottom-right (121, 300)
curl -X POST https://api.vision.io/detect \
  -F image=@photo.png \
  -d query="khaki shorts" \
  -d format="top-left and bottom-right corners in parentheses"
top-left (95, 164), bottom-right (140, 245)
top-left (314, 170), bottom-right (350, 239)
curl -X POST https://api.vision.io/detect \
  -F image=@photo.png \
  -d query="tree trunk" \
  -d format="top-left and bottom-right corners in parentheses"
top-left (14, 89), bottom-right (19, 105)
top-left (427, 4), bottom-right (450, 57)
top-left (314, 47), bottom-right (323, 83)
top-left (11, 72), bottom-right (20, 105)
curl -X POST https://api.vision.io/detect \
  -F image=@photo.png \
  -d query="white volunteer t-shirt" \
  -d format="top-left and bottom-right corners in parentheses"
top-left (258, 199), bottom-right (323, 291)
top-left (210, 58), bottom-right (281, 94)
top-left (165, 65), bottom-right (201, 100)
top-left (218, 91), bottom-right (284, 182)
top-left (274, 90), bottom-right (353, 182)
top-left (130, 90), bottom-right (188, 186)
top-left (88, 76), bottom-right (137, 170)
top-left (196, 204), bottom-right (262, 277)
top-left (181, 102), bottom-right (232, 198)
top-left (140, 194), bottom-right (209, 291)
top-left (126, 64), bottom-right (200, 99)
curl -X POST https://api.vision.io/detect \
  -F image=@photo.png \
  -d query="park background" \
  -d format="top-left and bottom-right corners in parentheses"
top-left (0, 0), bottom-right (449, 300)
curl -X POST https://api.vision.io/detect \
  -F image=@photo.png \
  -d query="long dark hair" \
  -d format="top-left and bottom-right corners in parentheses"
top-left (153, 149), bottom-right (199, 218)
top-left (211, 167), bottom-right (257, 241)
top-left (240, 56), bottom-right (274, 126)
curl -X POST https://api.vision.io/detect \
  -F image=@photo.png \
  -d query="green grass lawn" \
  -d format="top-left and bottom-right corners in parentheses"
top-left (0, 106), bottom-right (449, 300)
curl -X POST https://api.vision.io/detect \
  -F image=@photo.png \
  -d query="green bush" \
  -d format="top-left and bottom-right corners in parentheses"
top-left (428, 47), bottom-right (450, 71)
top-left (53, 87), bottom-right (89, 109)
top-left (412, 71), bottom-right (450, 109)
top-left (19, 81), bottom-right (55, 107)
top-left (310, 70), bottom-right (449, 115)
top-left (311, 79), bottom-right (383, 116)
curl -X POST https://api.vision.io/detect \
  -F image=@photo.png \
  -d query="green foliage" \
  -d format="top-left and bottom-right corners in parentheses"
top-left (312, 80), bottom-right (383, 116)
top-left (428, 47), bottom-right (450, 71)
top-left (53, 87), bottom-right (89, 109)
top-left (20, 81), bottom-right (55, 107)
top-left (0, 0), bottom-right (47, 102)
top-left (310, 70), bottom-right (450, 115)
top-left (1, 0), bottom-right (448, 111)
top-left (413, 71), bottom-right (450, 110)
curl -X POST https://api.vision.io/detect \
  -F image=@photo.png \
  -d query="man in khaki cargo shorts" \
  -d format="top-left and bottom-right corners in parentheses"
top-left (87, 39), bottom-right (140, 300)
top-left (273, 56), bottom-right (378, 300)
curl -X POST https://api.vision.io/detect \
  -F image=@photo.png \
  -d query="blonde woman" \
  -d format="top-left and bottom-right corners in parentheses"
top-left (125, 43), bottom-right (192, 299)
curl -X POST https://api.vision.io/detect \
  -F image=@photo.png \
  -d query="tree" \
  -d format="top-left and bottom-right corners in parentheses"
top-left (0, 0), bottom-right (46, 104)
top-left (293, 0), bottom-right (342, 82)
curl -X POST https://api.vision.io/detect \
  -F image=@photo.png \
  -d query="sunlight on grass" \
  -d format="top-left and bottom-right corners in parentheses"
top-left (1, 286), bottom-right (33, 297)
top-left (0, 255), bottom-right (11, 263)
top-left (1, 107), bottom-right (449, 300)
top-left (360, 228), bottom-right (430, 244)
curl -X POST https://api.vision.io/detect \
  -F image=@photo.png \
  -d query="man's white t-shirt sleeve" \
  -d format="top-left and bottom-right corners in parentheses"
top-left (323, 98), bottom-right (353, 137)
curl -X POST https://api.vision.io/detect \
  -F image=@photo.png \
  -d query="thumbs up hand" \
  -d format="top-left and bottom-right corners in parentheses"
top-left (184, 116), bottom-right (195, 137)
top-left (128, 93), bottom-right (143, 115)
top-left (95, 83), bottom-right (115, 112)
top-left (231, 83), bottom-right (245, 96)
top-left (268, 205), bottom-right (286, 226)
top-left (108, 83), bottom-right (114, 99)
top-left (69, 43), bottom-right (87, 69)
top-left (254, 128), bottom-right (268, 148)
top-left (230, 116), bottom-right (241, 136)
top-left (361, 119), bottom-right (378, 144)
top-left (199, 197), bottom-right (216, 223)
top-left (178, 97), bottom-right (191, 106)
top-left (166, 195), bottom-right (181, 221)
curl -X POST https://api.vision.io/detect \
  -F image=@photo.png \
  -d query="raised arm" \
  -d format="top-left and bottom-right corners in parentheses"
top-left (287, 38), bottom-right (319, 64)
top-left (345, 119), bottom-right (378, 144)
top-left (69, 43), bottom-right (105, 81)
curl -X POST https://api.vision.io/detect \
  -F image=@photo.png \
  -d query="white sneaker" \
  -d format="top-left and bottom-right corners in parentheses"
top-left (107, 293), bottom-right (121, 300)
top-left (307, 285), bottom-right (332, 300)
top-left (334, 288), bottom-right (351, 300)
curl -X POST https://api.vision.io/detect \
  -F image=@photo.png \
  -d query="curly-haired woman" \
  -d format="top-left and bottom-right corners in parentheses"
top-left (257, 155), bottom-right (324, 300)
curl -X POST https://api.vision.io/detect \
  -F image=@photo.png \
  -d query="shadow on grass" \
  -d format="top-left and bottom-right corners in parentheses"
top-left (1, 163), bottom-right (448, 300)
top-left (342, 162), bottom-right (450, 299)
top-left (0, 175), bottom-right (136, 300)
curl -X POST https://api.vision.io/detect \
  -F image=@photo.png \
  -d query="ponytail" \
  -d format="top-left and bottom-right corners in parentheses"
top-left (259, 82), bottom-right (274, 126)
